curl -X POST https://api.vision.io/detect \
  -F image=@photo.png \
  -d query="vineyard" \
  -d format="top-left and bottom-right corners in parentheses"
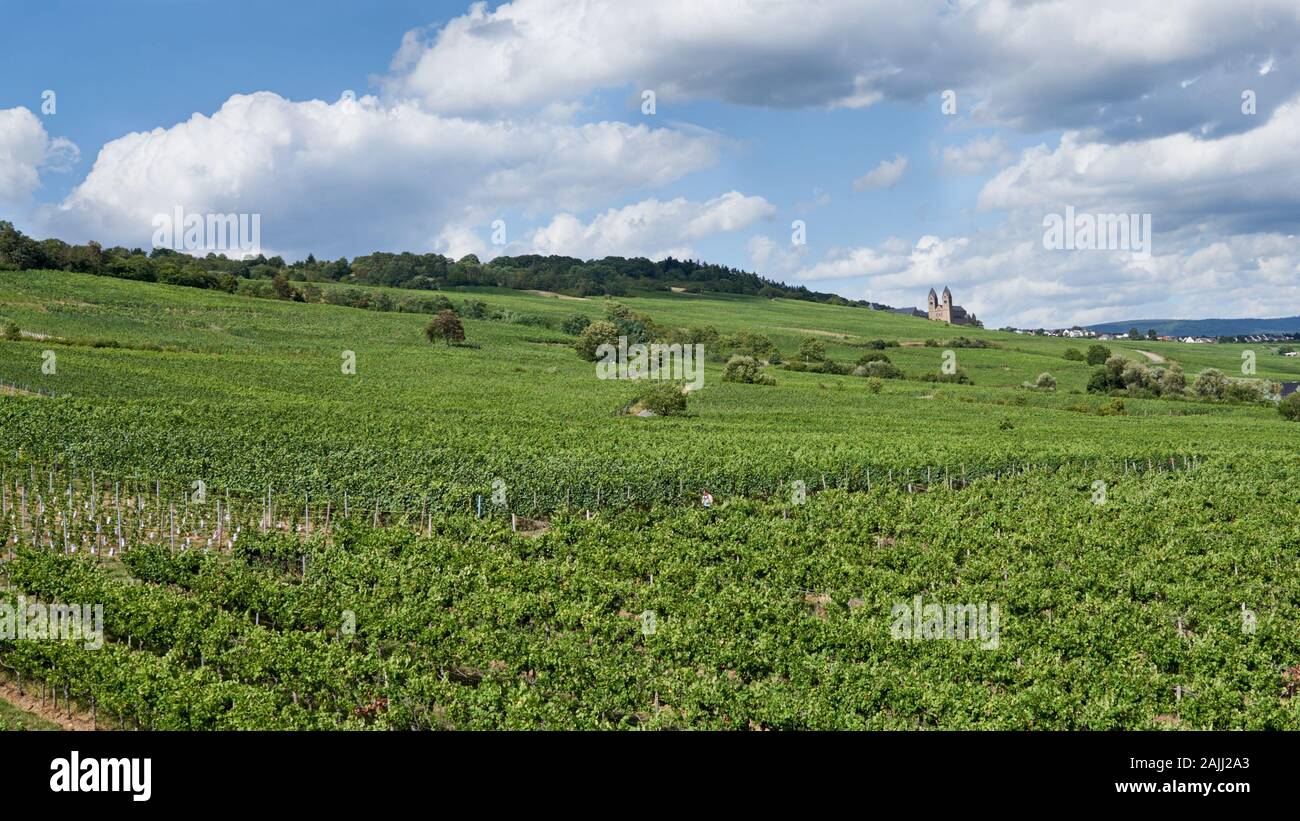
top-left (1, 270), bottom-right (1299, 729)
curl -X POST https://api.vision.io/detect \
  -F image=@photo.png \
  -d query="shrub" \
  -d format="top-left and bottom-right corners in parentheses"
top-left (1097, 398), bottom-right (1126, 416)
top-left (425, 310), bottom-right (466, 345)
top-left (560, 314), bottom-right (591, 336)
top-left (1063, 348), bottom-right (1085, 361)
top-left (1192, 368), bottom-right (1229, 400)
top-left (574, 320), bottom-right (621, 361)
top-left (636, 382), bottom-right (687, 416)
top-left (1034, 372), bottom-right (1057, 390)
top-left (799, 337), bottom-right (826, 362)
top-left (2, 321), bottom-right (19, 341)
top-left (865, 377), bottom-right (884, 394)
top-left (460, 299), bottom-right (488, 319)
top-left (1280, 392), bottom-right (1300, 421)
top-left (1085, 344), bottom-right (1111, 366)
top-left (1159, 363), bottom-right (1186, 395)
top-left (856, 352), bottom-right (891, 366)
top-left (853, 360), bottom-right (903, 379)
top-left (865, 339), bottom-right (887, 350)
top-left (722, 355), bottom-right (775, 385)
top-left (919, 368), bottom-right (972, 384)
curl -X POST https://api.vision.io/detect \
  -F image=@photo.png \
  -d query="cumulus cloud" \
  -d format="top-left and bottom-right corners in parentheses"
top-left (41, 92), bottom-right (720, 257)
top-left (941, 135), bottom-right (1011, 175)
top-left (0, 107), bottom-right (78, 207)
top-left (382, 0), bottom-right (1300, 141)
top-left (525, 191), bottom-right (775, 260)
top-left (978, 95), bottom-right (1300, 235)
top-left (792, 225), bottom-right (1300, 328)
top-left (853, 154), bottom-right (908, 191)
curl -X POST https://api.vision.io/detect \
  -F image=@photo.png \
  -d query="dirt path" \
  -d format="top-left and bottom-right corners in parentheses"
top-left (1133, 349), bottom-right (1167, 364)
top-left (0, 679), bottom-right (97, 730)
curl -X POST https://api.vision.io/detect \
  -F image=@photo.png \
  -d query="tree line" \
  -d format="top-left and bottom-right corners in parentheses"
top-left (0, 221), bottom-right (885, 308)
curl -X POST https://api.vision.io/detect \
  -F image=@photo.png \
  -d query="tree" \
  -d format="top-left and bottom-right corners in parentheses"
top-left (1085, 344), bottom-right (1111, 365)
top-left (1160, 363), bottom-right (1186, 395)
top-left (1192, 368), bottom-right (1229, 400)
top-left (425, 310), bottom-right (465, 345)
top-left (1063, 348), bottom-right (1085, 361)
top-left (799, 337), bottom-right (826, 362)
top-left (1127, 327), bottom-right (1142, 340)
top-left (1279, 392), bottom-right (1300, 421)
top-left (560, 314), bottom-right (591, 336)
top-left (574, 320), bottom-right (620, 361)
top-left (722, 355), bottom-right (775, 385)
top-left (1146, 329), bottom-right (1157, 340)
top-left (272, 273), bottom-right (294, 299)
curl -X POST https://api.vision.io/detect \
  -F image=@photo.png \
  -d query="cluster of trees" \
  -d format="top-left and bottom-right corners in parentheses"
top-left (1, 222), bottom-right (883, 308)
top-left (1086, 356), bottom-right (1276, 404)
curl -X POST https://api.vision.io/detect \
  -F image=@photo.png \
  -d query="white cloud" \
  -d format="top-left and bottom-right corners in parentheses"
top-left (0, 107), bottom-right (78, 207)
top-left (941, 135), bottom-right (1011, 175)
top-left (526, 191), bottom-right (775, 260)
top-left (42, 92), bottom-right (721, 257)
top-left (852, 154), bottom-right (908, 191)
top-left (978, 95), bottom-right (1300, 234)
top-left (793, 226), bottom-right (1300, 328)
top-left (382, 0), bottom-right (1300, 140)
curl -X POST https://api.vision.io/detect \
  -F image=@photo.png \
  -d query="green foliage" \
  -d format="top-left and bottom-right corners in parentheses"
top-left (799, 337), bottom-right (826, 362)
top-left (1279, 392), bottom-right (1300, 421)
top-left (1063, 348), bottom-right (1085, 361)
top-left (2, 320), bottom-right (19, 341)
top-left (853, 360), bottom-right (903, 379)
top-left (1034, 372), bottom-right (1056, 390)
top-left (561, 314), bottom-right (591, 336)
top-left (722, 355), bottom-right (775, 385)
top-left (634, 382), bottom-right (688, 416)
top-left (575, 320), bottom-right (621, 361)
top-left (1085, 344), bottom-right (1111, 366)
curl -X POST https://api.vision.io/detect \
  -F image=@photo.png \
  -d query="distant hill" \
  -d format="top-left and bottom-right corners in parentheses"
top-left (1087, 316), bottom-right (1300, 337)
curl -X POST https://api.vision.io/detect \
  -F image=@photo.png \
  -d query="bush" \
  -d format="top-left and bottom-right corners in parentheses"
top-left (1034, 372), bottom-right (1057, 390)
top-left (1279, 392), bottom-right (1300, 421)
top-left (2, 321), bottom-right (19, 341)
top-left (865, 377), bottom-right (884, 394)
top-left (853, 360), bottom-right (903, 379)
top-left (636, 383), bottom-right (687, 416)
top-left (1085, 344), bottom-right (1111, 366)
top-left (722, 355), bottom-right (775, 385)
top-left (856, 352), bottom-right (891, 366)
top-left (560, 314), bottom-right (592, 336)
top-left (1063, 348), bottom-right (1085, 361)
top-left (424, 310), bottom-right (466, 345)
top-left (1160, 363), bottom-right (1186, 395)
top-left (1192, 368), bottom-right (1229, 400)
top-left (574, 320), bottom-right (621, 361)
top-left (1097, 398), bottom-right (1126, 416)
top-left (865, 339), bottom-right (887, 350)
top-left (919, 368), bottom-right (972, 384)
top-left (799, 337), bottom-right (826, 362)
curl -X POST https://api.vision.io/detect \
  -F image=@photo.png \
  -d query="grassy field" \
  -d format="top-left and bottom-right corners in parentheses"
top-left (0, 269), bottom-right (1294, 512)
top-left (1, 269), bottom-right (1297, 729)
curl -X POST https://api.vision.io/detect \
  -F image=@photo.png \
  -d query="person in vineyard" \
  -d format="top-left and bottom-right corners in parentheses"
top-left (700, 490), bottom-right (713, 508)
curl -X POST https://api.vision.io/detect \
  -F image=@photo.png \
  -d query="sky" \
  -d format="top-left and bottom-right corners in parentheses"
top-left (2, 0), bottom-right (1299, 328)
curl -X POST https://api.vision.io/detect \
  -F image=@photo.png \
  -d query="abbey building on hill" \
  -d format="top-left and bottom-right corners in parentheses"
top-left (926, 287), bottom-right (977, 325)
top-left (893, 287), bottom-right (981, 326)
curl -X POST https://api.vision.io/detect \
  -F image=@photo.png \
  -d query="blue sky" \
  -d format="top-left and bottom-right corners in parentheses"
top-left (3, 1), bottom-right (1299, 327)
